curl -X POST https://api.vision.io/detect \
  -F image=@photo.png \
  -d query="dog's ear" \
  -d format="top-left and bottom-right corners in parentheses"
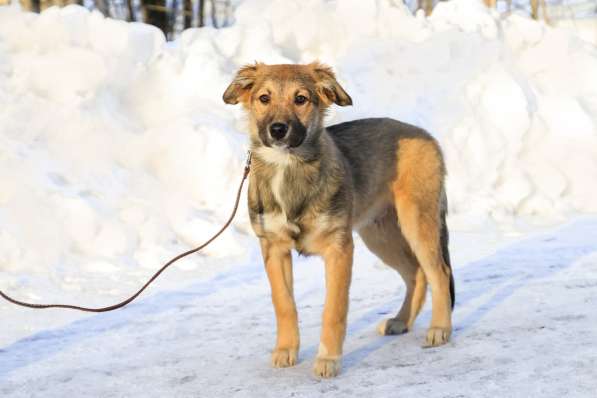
top-left (311, 62), bottom-right (352, 107)
top-left (222, 63), bottom-right (260, 105)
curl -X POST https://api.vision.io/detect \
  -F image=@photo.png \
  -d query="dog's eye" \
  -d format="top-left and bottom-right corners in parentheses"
top-left (259, 95), bottom-right (270, 104)
top-left (294, 95), bottom-right (308, 105)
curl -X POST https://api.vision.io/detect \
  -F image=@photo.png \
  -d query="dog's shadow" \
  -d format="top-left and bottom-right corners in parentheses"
top-left (1, 218), bottom-right (595, 379)
top-left (337, 218), bottom-right (597, 372)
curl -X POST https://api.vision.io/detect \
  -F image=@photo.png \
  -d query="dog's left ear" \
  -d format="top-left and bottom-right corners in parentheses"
top-left (311, 62), bottom-right (353, 107)
top-left (223, 63), bottom-right (260, 105)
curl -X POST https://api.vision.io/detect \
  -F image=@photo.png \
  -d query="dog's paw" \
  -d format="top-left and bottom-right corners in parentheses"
top-left (271, 348), bottom-right (298, 368)
top-left (423, 327), bottom-right (451, 347)
top-left (313, 357), bottom-right (341, 378)
top-left (377, 318), bottom-right (408, 336)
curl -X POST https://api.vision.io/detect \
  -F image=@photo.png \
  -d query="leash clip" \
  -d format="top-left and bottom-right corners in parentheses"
top-left (245, 150), bottom-right (252, 172)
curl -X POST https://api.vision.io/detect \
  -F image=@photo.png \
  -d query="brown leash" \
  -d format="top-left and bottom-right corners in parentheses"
top-left (0, 151), bottom-right (252, 312)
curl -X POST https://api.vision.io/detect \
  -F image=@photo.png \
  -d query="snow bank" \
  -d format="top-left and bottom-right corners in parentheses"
top-left (0, 1), bottom-right (596, 293)
top-left (0, 6), bottom-right (250, 297)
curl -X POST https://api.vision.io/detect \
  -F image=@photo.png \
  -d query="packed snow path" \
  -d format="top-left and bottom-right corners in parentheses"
top-left (1, 218), bottom-right (596, 397)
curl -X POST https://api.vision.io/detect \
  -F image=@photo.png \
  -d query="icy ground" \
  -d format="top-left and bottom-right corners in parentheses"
top-left (2, 217), bottom-right (597, 397)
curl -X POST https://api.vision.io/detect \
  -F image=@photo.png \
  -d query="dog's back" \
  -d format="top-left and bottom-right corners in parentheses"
top-left (326, 117), bottom-right (442, 220)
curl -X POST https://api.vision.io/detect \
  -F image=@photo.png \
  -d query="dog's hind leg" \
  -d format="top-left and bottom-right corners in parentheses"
top-left (378, 268), bottom-right (427, 336)
top-left (358, 210), bottom-right (427, 335)
top-left (392, 137), bottom-right (453, 347)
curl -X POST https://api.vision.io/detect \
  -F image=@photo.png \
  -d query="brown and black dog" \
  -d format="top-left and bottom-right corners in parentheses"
top-left (223, 62), bottom-right (454, 378)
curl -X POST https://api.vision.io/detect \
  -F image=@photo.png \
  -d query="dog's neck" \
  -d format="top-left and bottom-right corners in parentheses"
top-left (249, 128), bottom-right (343, 221)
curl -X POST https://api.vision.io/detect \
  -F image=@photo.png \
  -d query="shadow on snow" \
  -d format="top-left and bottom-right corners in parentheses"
top-left (1, 218), bottom-right (596, 377)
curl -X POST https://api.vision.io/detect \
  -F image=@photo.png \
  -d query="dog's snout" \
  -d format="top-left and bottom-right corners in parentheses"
top-left (269, 123), bottom-right (289, 140)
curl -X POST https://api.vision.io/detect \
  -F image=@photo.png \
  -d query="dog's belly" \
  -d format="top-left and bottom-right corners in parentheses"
top-left (352, 193), bottom-right (394, 231)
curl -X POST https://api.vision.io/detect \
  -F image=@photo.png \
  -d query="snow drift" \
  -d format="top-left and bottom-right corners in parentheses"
top-left (0, 0), bottom-right (596, 291)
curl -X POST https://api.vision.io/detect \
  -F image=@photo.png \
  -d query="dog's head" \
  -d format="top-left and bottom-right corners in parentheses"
top-left (223, 62), bottom-right (351, 152)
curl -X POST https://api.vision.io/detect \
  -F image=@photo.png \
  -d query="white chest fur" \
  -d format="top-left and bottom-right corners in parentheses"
top-left (270, 168), bottom-right (286, 212)
top-left (254, 146), bottom-right (294, 213)
top-left (259, 211), bottom-right (300, 239)
top-left (253, 147), bottom-right (337, 250)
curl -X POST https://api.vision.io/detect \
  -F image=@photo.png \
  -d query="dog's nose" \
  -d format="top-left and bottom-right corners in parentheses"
top-left (269, 123), bottom-right (289, 140)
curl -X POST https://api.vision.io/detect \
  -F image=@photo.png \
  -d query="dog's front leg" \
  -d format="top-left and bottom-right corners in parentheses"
top-left (314, 235), bottom-right (354, 378)
top-left (260, 238), bottom-right (299, 368)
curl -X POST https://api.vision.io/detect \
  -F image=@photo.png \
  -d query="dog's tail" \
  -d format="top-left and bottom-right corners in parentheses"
top-left (440, 192), bottom-right (455, 310)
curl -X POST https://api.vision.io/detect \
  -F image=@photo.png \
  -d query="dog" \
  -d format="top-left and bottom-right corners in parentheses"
top-left (222, 62), bottom-right (454, 378)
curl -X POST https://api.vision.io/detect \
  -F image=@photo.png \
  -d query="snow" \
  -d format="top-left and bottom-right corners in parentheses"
top-left (2, 219), bottom-right (597, 397)
top-left (1, 0), bottom-right (597, 395)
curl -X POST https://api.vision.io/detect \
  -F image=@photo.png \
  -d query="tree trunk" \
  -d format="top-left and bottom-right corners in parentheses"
top-left (530, 0), bottom-right (539, 19)
top-left (19, 0), bottom-right (40, 12)
top-left (141, 0), bottom-right (171, 37)
top-left (198, 0), bottom-right (205, 27)
top-left (418, 0), bottom-right (433, 16)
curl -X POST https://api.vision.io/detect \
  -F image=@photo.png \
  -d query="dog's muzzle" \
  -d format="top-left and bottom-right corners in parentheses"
top-left (267, 120), bottom-right (306, 148)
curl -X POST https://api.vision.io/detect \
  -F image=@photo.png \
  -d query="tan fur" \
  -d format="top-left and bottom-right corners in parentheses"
top-left (392, 139), bottom-right (452, 345)
top-left (310, 230), bottom-right (353, 377)
top-left (223, 62), bottom-right (453, 378)
top-left (260, 239), bottom-right (299, 367)
top-left (355, 137), bottom-right (452, 342)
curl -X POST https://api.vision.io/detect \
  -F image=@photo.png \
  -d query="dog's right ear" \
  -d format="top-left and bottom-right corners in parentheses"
top-left (222, 64), bottom-right (259, 105)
